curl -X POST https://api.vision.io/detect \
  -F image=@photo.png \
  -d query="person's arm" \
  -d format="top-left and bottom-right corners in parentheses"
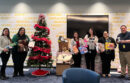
top-left (117, 33), bottom-right (130, 43)
top-left (0, 36), bottom-right (4, 51)
top-left (84, 34), bottom-right (88, 41)
top-left (80, 38), bottom-right (84, 46)
top-left (97, 37), bottom-right (105, 53)
top-left (12, 34), bottom-right (18, 45)
top-left (0, 36), bottom-right (9, 52)
top-left (98, 37), bottom-right (102, 43)
top-left (111, 37), bottom-right (117, 48)
top-left (95, 36), bottom-right (98, 44)
top-left (70, 39), bottom-right (74, 54)
top-left (110, 38), bottom-right (116, 61)
top-left (120, 40), bottom-right (130, 43)
top-left (116, 34), bottom-right (120, 44)
top-left (26, 35), bottom-right (30, 43)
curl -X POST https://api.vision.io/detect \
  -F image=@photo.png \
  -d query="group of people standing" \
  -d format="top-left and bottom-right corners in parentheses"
top-left (0, 25), bottom-right (130, 80)
top-left (71, 25), bottom-right (130, 80)
top-left (0, 27), bottom-right (30, 80)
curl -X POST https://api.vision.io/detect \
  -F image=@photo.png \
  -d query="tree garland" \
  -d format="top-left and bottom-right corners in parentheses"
top-left (33, 46), bottom-right (51, 54)
top-left (31, 35), bottom-right (51, 45)
top-left (29, 54), bottom-right (52, 62)
top-left (34, 24), bottom-right (50, 34)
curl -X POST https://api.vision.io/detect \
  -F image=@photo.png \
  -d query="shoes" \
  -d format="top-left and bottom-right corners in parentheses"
top-left (102, 74), bottom-right (111, 78)
top-left (13, 74), bottom-right (25, 77)
top-left (13, 74), bottom-right (18, 77)
top-left (108, 74), bottom-right (111, 77)
top-left (126, 77), bottom-right (130, 80)
top-left (118, 75), bottom-right (125, 78)
top-left (102, 74), bottom-right (106, 77)
top-left (19, 74), bottom-right (25, 76)
top-left (1, 76), bottom-right (9, 80)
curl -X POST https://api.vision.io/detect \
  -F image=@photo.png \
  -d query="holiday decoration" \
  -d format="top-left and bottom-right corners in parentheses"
top-left (97, 43), bottom-right (105, 52)
top-left (28, 41), bottom-right (35, 48)
top-left (27, 14), bottom-right (52, 76)
top-left (78, 46), bottom-right (88, 54)
top-left (73, 46), bottom-right (79, 54)
top-left (57, 52), bottom-right (72, 63)
top-left (105, 42), bottom-right (115, 50)
top-left (84, 39), bottom-right (88, 48)
top-left (58, 36), bottom-right (69, 52)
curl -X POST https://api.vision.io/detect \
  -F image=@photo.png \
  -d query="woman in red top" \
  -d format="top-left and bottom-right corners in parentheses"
top-left (71, 32), bottom-right (84, 67)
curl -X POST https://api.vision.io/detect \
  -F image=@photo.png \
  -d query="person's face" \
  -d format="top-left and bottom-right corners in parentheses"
top-left (89, 28), bottom-right (93, 35)
top-left (3, 29), bottom-right (9, 36)
top-left (19, 28), bottom-right (25, 35)
top-left (74, 32), bottom-right (78, 38)
top-left (121, 26), bottom-right (127, 33)
top-left (41, 16), bottom-right (45, 19)
top-left (103, 31), bottom-right (108, 38)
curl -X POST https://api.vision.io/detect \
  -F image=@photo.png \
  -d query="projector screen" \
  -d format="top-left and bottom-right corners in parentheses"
top-left (67, 15), bottom-right (109, 38)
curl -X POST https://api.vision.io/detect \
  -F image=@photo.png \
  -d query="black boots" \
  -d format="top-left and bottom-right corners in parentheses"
top-left (0, 73), bottom-right (9, 80)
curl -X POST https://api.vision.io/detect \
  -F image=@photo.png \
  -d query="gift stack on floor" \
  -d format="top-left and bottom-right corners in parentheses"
top-left (56, 36), bottom-right (72, 75)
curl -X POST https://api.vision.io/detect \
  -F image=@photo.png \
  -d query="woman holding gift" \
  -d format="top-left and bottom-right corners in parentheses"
top-left (12, 27), bottom-right (30, 77)
top-left (98, 31), bottom-right (116, 77)
top-left (70, 31), bottom-right (84, 67)
top-left (84, 27), bottom-right (98, 71)
top-left (0, 28), bottom-right (12, 80)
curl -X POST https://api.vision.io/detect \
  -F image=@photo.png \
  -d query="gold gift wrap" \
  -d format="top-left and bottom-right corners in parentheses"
top-left (105, 42), bottom-right (114, 50)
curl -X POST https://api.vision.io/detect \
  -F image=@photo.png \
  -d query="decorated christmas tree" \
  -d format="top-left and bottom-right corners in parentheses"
top-left (27, 14), bottom-right (52, 76)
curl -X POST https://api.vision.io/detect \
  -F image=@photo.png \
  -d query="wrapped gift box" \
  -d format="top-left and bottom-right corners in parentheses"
top-left (56, 52), bottom-right (73, 64)
top-left (73, 46), bottom-right (79, 54)
top-left (58, 42), bottom-right (68, 52)
top-left (105, 42), bottom-right (115, 50)
top-left (56, 52), bottom-right (72, 75)
top-left (56, 63), bottom-right (71, 75)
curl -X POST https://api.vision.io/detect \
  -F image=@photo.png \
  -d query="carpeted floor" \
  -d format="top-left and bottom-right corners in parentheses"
top-left (0, 67), bottom-right (130, 83)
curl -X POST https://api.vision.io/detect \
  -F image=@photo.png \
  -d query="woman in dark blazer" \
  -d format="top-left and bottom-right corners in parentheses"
top-left (98, 31), bottom-right (117, 77)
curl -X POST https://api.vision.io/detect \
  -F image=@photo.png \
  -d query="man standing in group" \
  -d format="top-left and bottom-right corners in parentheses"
top-left (117, 25), bottom-right (130, 80)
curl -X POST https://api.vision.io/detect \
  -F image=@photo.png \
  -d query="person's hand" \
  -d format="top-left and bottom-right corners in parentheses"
top-left (112, 59), bottom-right (114, 61)
top-left (3, 48), bottom-right (8, 52)
top-left (97, 51), bottom-right (100, 53)
top-left (120, 40), bottom-right (126, 43)
top-left (101, 49), bottom-right (105, 53)
top-left (18, 44), bottom-right (24, 48)
top-left (74, 52), bottom-right (78, 55)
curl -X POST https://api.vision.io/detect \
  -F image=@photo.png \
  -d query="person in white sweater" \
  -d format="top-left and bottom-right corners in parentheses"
top-left (84, 27), bottom-right (98, 71)
top-left (0, 28), bottom-right (12, 80)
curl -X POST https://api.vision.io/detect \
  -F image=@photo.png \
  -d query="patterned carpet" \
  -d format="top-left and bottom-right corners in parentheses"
top-left (0, 67), bottom-right (130, 83)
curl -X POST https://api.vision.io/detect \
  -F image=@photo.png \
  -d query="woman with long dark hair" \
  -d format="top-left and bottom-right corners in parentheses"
top-left (0, 28), bottom-right (12, 80)
top-left (12, 27), bottom-right (30, 77)
top-left (84, 27), bottom-right (98, 71)
top-left (70, 31), bottom-right (84, 67)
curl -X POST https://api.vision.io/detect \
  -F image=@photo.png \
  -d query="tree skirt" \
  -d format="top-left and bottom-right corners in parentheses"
top-left (32, 69), bottom-right (50, 76)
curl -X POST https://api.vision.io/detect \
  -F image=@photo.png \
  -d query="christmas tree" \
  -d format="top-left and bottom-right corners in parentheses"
top-left (27, 14), bottom-right (52, 76)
